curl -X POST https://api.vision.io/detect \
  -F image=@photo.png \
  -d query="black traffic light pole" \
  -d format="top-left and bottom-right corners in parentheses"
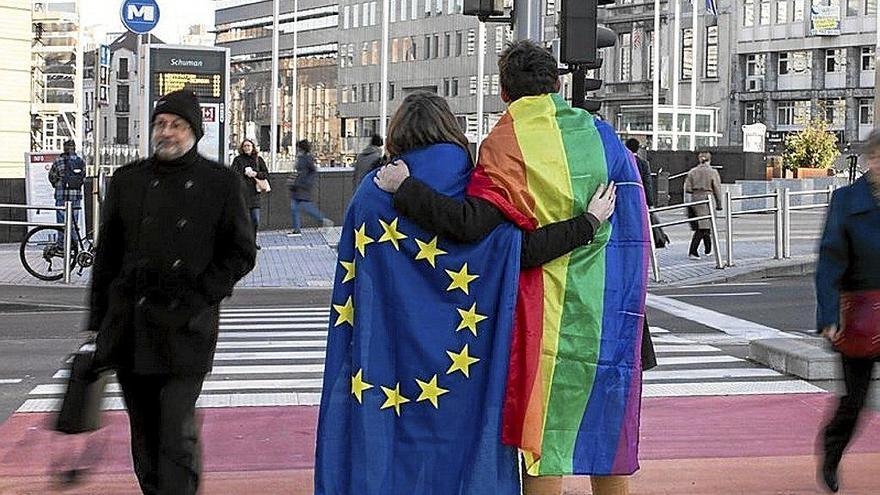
top-left (571, 66), bottom-right (586, 110)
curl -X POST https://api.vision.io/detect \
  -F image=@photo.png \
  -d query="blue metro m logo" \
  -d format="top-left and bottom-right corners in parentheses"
top-left (120, 0), bottom-right (160, 35)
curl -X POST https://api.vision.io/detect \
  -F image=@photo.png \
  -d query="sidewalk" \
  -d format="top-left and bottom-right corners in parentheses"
top-left (0, 209), bottom-right (825, 290)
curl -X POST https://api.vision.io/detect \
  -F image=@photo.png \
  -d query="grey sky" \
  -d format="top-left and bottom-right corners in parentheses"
top-left (81, 0), bottom-right (216, 43)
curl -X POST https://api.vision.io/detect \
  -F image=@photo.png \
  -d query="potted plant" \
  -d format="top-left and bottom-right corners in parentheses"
top-left (783, 120), bottom-right (840, 178)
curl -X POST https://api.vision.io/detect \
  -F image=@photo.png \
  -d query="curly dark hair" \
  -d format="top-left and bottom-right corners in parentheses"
top-left (498, 40), bottom-right (559, 103)
top-left (296, 139), bottom-right (312, 154)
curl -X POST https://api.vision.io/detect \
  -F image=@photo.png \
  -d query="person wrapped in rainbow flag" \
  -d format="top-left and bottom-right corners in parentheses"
top-left (376, 40), bottom-right (650, 493)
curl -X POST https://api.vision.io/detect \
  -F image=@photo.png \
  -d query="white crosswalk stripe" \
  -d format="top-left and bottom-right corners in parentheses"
top-left (643, 327), bottom-right (824, 397)
top-left (18, 306), bottom-right (332, 412)
top-left (17, 314), bottom-right (826, 413)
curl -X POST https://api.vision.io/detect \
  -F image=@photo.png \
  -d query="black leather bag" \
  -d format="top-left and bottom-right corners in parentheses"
top-left (55, 340), bottom-right (109, 434)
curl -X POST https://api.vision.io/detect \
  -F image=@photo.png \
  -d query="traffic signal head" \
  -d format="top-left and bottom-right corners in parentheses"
top-left (559, 1), bottom-right (617, 65)
top-left (463, 0), bottom-right (504, 17)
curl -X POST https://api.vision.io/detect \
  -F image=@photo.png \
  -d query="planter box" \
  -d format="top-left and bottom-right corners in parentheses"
top-left (795, 167), bottom-right (834, 178)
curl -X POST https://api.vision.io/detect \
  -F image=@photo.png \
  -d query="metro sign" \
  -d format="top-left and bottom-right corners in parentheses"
top-left (120, 0), bottom-right (160, 35)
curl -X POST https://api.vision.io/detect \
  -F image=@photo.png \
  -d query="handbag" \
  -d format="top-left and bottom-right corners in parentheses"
top-left (255, 177), bottom-right (271, 193)
top-left (835, 289), bottom-right (880, 359)
top-left (55, 339), bottom-right (109, 434)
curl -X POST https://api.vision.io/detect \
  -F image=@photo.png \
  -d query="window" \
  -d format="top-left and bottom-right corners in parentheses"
top-left (467, 29), bottom-right (476, 56)
top-left (647, 30), bottom-right (654, 80)
top-left (436, 0), bottom-right (443, 15)
top-left (341, 86), bottom-right (350, 104)
top-left (353, 4), bottom-right (360, 27)
top-left (363, 3), bottom-right (370, 26)
top-left (371, 40), bottom-right (379, 64)
top-left (793, 0), bottom-right (804, 20)
top-left (777, 101), bottom-right (795, 125)
top-left (826, 49), bottom-right (846, 73)
top-left (496, 26), bottom-right (504, 53)
top-left (433, 34), bottom-right (440, 59)
top-left (776, 0), bottom-right (788, 23)
top-left (860, 98), bottom-right (874, 125)
top-left (116, 117), bottom-right (129, 144)
top-left (469, 76), bottom-right (477, 95)
top-left (456, 31), bottom-right (463, 56)
top-left (389, 83), bottom-right (395, 101)
top-left (681, 28), bottom-right (693, 79)
top-left (361, 41), bottom-right (369, 65)
top-left (370, 2), bottom-right (377, 25)
top-left (444, 32), bottom-right (451, 57)
top-left (425, 0), bottom-right (432, 16)
top-left (443, 78), bottom-right (450, 96)
top-left (491, 74), bottom-right (500, 95)
top-left (452, 78), bottom-right (459, 97)
top-left (822, 99), bottom-right (846, 128)
top-left (862, 46), bottom-right (876, 71)
top-left (869, 0), bottom-right (878, 16)
top-left (779, 51), bottom-right (811, 75)
top-left (391, 0), bottom-right (397, 22)
top-left (119, 58), bottom-right (129, 79)
top-left (794, 100), bottom-right (811, 125)
top-left (400, 0), bottom-right (407, 20)
top-left (425, 35), bottom-right (432, 59)
top-left (412, 0), bottom-right (418, 19)
top-left (705, 26), bottom-right (718, 78)
top-left (744, 102), bottom-right (763, 124)
top-left (619, 33), bottom-right (632, 81)
top-left (343, 6), bottom-right (350, 28)
top-left (447, 0), bottom-right (455, 14)
top-left (546, 0), bottom-right (556, 14)
top-left (760, 0), bottom-right (771, 24)
top-left (391, 38), bottom-right (399, 63)
top-left (745, 0), bottom-right (755, 26)
top-left (846, 0), bottom-right (861, 16)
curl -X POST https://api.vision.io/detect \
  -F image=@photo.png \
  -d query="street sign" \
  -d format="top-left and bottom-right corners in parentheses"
top-left (120, 0), bottom-right (160, 35)
top-left (97, 45), bottom-right (111, 106)
top-left (99, 45), bottom-right (111, 66)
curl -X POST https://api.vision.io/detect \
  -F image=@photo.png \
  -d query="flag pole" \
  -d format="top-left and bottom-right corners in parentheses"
top-left (652, 0), bottom-right (660, 150)
top-left (689, 0), bottom-right (699, 151)
top-left (672, 0), bottom-right (681, 151)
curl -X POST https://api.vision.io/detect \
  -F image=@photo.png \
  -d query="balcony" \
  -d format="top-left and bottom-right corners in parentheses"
top-left (115, 103), bottom-right (130, 114)
top-left (117, 71), bottom-right (130, 80)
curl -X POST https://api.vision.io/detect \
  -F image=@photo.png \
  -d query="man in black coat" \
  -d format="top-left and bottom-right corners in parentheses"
top-left (88, 89), bottom-right (256, 495)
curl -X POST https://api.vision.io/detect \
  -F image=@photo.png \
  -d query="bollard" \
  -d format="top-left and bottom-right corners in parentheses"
top-left (647, 210), bottom-right (661, 282)
top-left (707, 199), bottom-right (724, 269)
top-left (724, 191), bottom-right (734, 267)
top-left (63, 201), bottom-right (73, 284)
top-left (774, 188), bottom-right (783, 260)
top-left (782, 188), bottom-right (791, 259)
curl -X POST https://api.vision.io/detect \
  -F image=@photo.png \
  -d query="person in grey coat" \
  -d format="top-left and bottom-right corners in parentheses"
top-left (88, 89), bottom-right (256, 494)
top-left (684, 151), bottom-right (722, 259)
top-left (288, 139), bottom-right (334, 236)
top-left (353, 134), bottom-right (385, 185)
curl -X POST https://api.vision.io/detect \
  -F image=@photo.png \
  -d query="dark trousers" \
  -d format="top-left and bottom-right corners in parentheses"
top-left (689, 229), bottom-right (712, 256)
top-left (117, 372), bottom-right (206, 495)
top-left (249, 207), bottom-right (260, 242)
top-left (822, 356), bottom-right (877, 468)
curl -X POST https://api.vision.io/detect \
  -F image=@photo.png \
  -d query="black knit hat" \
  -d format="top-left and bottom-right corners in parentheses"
top-left (152, 89), bottom-right (204, 140)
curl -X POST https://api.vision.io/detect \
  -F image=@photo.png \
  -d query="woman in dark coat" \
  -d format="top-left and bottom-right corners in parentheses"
top-left (230, 139), bottom-right (269, 249)
top-left (815, 129), bottom-right (880, 493)
top-left (287, 139), bottom-right (334, 236)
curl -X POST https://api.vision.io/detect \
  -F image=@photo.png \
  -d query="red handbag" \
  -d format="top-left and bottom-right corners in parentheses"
top-left (836, 290), bottom-right (880, 359)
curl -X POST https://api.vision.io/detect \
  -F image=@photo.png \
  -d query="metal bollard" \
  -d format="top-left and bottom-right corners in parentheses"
top-left (826, 184), bottom-right (835, 205)
top-left (774, 188), bottom-right (783, 260)
top-left (724, 191), bottom-right (734, 267)
top-left (63, 201), bottom-right (72, 284)
top-left (647, 210), bottom-right (661, 282)
top-left (707, 199), bottom-right (724, 269)
top-left (782, 188), bottom-right (791, 259)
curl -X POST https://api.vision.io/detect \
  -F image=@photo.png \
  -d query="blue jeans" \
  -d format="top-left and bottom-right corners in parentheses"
top-left (55, 197), bottom-right (81, 247)
top-left (290, 199), bottom-right (326, 231)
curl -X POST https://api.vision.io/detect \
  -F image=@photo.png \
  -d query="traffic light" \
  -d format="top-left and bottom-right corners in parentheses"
top-left (559, 0), bottom-right (617, 112)
top-left (463, 0), bottom-right (504, 18)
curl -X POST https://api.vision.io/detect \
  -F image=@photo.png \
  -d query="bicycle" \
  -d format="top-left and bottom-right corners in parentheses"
top-left (19, 214), bottom-right (95, 281)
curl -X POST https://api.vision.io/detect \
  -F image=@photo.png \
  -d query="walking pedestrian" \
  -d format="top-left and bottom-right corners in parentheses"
top-left (48, 139), bottom-right (86, 248)
top-left (684, 151), bottom-right (722, 260)
top-left (88, 89), bottom-right (256, 495)
top-left (353, 134), bottom-right (385, 185)
top-left (287, 139), bottom-right (333, 236)
top-left (231, 139), bottom-right (269, 250)
top-left (815, 129), bottom-right (880, 493)
top-left (370, 41), bottom-right (650, 494)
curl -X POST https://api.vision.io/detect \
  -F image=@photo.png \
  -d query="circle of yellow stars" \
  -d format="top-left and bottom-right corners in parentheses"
top-left (333, 217), bottom-right (489, 416)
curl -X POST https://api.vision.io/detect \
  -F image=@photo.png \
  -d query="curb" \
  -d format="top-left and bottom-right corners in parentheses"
top-left (749, 337), bottom-right (880, 381)
top-left (649, 256), bottom-right (816, 288)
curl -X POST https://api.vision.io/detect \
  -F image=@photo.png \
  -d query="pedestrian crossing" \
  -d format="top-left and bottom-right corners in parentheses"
top-left (16, 310), bottom-right (824, 413)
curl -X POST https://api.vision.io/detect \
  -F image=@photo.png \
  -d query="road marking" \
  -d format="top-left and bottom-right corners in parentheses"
top-left (0, 379), bottom-right (22, 385)
top-left (215, 340), bottom-right (327, 349)
top-left (656, 355), bottom-right (743, 366)
top-left (649, 327), bottom-right (670, 334)
top-left (654, 345), bottom-right (721, 353)
top-left (659, 292), bottom-right (763, 298)
top-left (220, 307), bottom-right (329, 314)
top-left (219, 331), bottom-right (328, 339)
top-left (18, 392), bottom-right (324, 412)
top-left (53, 363), bottom-right (326, 380)
top-left (644, 368), bottom-right (783, 381)
top-left (643, 381), bottom-right (824, 398)
top-left (212, 351), bottom-right (325, 361)
top-left (218, 317), bottom-right (330, 324)
top-left (30, 378), bottom-right (324, 396)
top-left (219, 323), bottom-right (329, 330)
top-left (676, 282), bottom-right (771, 289)
top-left (646, 293), bottom-right (802, 340)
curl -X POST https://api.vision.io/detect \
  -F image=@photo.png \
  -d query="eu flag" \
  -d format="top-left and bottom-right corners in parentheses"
top-left (315, 143), bottom-right (522, 494)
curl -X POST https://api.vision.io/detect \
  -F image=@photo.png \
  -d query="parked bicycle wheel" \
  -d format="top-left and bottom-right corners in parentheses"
top-left (20, 226), bottom-right (79, 281)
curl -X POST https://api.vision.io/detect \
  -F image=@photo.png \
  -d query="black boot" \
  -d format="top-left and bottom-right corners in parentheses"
top-left (820, 458), bottom-right (839, 493)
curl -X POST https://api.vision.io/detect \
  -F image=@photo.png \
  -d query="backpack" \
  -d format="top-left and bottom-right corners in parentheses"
top-left (62, 156), bottom-right (86, 190)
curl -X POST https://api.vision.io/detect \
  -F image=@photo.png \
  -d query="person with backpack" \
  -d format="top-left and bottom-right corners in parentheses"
top-left (353, 134), bottom-right (385, 185)
top-left (48, 139), bottom-right (86, 247)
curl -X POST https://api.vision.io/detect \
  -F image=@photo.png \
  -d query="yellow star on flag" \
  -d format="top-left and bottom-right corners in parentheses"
top-left (378, 218), bottom-right (408, 251)
top-left (333, 296), bottom-right (354, 327)
top-left (446, 344), bottom-right (480, 378)
top-left (415, 374), bottom-right (449, 409)
top-left (340, 259), bottom-right (356, 283)
top-left (380, 383), bottom-right (410, 416)
top-left (351, 369), bottom-right (373, 404)
top-left (414, 236), bottom-right (447, 268)
top-left (353, 223), bottom-right (375, 257)
top-left (446, 263), bottom-right (479, 295)
top-left (456, 303), bottom-right (488, 337)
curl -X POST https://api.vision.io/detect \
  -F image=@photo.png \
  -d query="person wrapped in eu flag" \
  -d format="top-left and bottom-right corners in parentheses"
top-left (315, 92), bottom-right (611, 494)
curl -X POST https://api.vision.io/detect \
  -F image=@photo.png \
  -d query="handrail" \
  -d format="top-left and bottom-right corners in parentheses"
top-left (647, 198), bottom-right (723, 282)
top-left (0, 201), bottom-right (73, 283)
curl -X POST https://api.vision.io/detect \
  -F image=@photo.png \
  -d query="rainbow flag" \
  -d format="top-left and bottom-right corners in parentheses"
top-left (466, 93), bottom-right (650, 476)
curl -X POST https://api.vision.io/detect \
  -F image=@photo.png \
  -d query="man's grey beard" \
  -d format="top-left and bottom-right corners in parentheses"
top-left (153, 136), bottom-right (195, 161)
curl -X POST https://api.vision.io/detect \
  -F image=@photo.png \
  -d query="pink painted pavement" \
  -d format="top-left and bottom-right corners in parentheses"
top-left (0, 393), bottom-right (878, 494)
